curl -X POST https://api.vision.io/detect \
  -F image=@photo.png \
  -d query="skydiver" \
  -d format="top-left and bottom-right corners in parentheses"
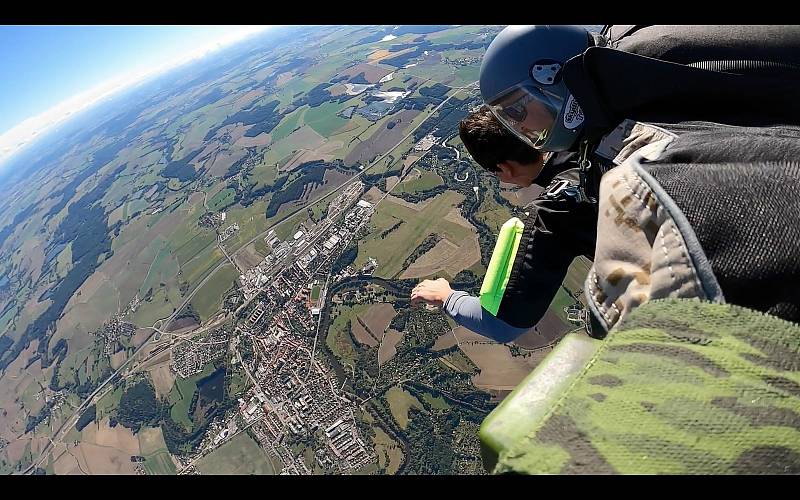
top-left (411, 106), bottom-right (593, 342)
top-left (414, 25), bottom-right (800, 337)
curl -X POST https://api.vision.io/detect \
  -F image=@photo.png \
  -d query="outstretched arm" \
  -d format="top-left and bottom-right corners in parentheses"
top-left (443, 291), bottom-right (529, 343)
top-left (411, 278), bottom-right (528, 343)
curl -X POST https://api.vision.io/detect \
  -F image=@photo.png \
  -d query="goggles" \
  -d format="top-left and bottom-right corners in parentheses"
top-left (486, 81), bottom-right (564, 151)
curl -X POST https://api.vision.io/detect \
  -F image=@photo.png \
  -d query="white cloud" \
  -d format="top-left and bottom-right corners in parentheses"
top-left (0, 25), bottom-right (274, 168)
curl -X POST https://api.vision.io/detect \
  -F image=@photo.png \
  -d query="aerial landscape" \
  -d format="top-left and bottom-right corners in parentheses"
top-left (0, 25), bottom-right (595, 475)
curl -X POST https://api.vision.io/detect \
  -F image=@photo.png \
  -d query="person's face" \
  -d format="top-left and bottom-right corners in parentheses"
top-left (495, 157), bottom-right (545, 187)
top-left (489, 85), bottom-right (562, 149)
top-left (489, 85), bottom-right (560, 150)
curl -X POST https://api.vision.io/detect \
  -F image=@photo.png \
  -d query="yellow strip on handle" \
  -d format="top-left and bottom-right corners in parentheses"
top-left (479, 217), bottom-right (525, 316)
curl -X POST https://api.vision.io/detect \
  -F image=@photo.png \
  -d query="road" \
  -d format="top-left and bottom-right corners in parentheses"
top-left (21, 82), bottom-right (478, 475)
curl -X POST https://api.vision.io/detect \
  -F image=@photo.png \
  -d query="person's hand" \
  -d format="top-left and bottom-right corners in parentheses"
top-left (410, 278), bottom-right (453, 307)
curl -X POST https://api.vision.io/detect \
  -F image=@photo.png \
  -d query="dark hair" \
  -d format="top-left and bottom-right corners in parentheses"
top-left (458, 106), bottom-right (542, 172)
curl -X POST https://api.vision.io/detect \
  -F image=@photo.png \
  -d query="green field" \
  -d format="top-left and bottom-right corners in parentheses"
top-left (564, 255), bottom-right (593, 293)
top-left (0, 303), bottom-right (19, 334)
top-left (273, 77), bottom-right (318, 107)
top-left (166, 365), bottom-right (214, 430)
top-left (474, 180), bottom-right (514, 234)
top-left (451, 65), bottom-right (481, 87)
top-left (95, 385), bottom-right (124, 421)
top-left (405, 64), bottom-right (457, 86)
top-left (385, 386), bottom-right (423, 430)
top-left (138, 426), bottom-right (177, 475)
top-left (179, 244), bottom-right (225, 291)
top-left (326, 305), bottom-right (360, 367)
top-left (252, 238), bottom-right (270, 259)
top-left (172, 230), bottom-right (216, 269)
top-left (311, 285), bottom-right (321, 300)
top-left (218, 199), bottom-right (270, 254)
top-left (372, 426), bottom-right (403, 474)
top-left (303, 101), bottom-right (352, 137)
top-left (274, 211), bottom-right (306, 241)
top-left (247, 161), bottom-right (278, 190)
top-left (395, 169), bottom-right (443, 194)
top-left (128, 281), bottom-right (184, 328)
top-left (271, 106), bottom-right (308, 142)
top-left (327, 114), bottom-right (373, 147)
top-left (54, 243), bottom-right (73, 278)
top-left (143, 451), bottom-right (177, 475)
top-left (355, 190), bottom-right (472, 278)
top-left (440, 350), bottom-right (477, 374)
top-left (421, 391), bottom-right (450, 410)
top-left (208, 188), bottom-right (236, 212)
top-left (227, 367), bottom-right (250, 397)
top-left (426, 26), bottom-right (489, 43)
top-left (139, 237), bottom-right (172, 295)
top-left (195, 432), bottom-right (276, 475)
top-left (190, 265), bottom-right (239, 322)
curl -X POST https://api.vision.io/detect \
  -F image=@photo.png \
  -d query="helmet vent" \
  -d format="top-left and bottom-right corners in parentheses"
top-left (531, 60), bottom-right (562, 86)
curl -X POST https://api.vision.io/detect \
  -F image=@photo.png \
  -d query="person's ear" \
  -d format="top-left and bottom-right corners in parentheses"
top-left (496, 162), bottom-right (513, 177)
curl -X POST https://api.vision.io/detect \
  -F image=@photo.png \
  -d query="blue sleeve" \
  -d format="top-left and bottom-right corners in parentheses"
top-left (442, 291), bottom-right (529, 343)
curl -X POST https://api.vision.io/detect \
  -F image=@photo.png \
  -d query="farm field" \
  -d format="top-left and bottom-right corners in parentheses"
top-left (355, 190), bottom-right (475, 278)
top-left (385, 385), bottom-right (423, 430)
top-left (195, 433), bottom-right (276, 475)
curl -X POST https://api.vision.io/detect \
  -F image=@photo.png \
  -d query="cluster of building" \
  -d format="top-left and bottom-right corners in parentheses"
top-left (174, 180), bottom-right (386, 474)
top-left (414, 133), bottom-right (440, 152)
top-left (443, 55), bottom-right (482, 67)
top-left (238, 182), bottom-right (369, 301)
top-left (218, 222), bottom-right (239, 243)
top-left (92, 317), bottom-right (137, 355)
top-left (220, 186), bottom-right (381, 473)
top-left (42, 389), bottom-right (68, 413)
top-left (170, 328), bottom-right (230, 379)
top-left (199, 211), bottom-right (226, 229)
top-left (242, 324), bottom-right (375, 474)
top-left (210, 417), bottom-right (239, 448)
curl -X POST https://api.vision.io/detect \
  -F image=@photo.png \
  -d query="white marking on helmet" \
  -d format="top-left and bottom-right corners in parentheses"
top-left (563, 94), bottom-right (584, 130)
top-left (531, 62), bottom-right (561, 85)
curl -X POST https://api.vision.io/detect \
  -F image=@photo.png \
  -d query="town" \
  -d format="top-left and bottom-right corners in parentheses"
top-left (177, 181), bottom-right (380, 474)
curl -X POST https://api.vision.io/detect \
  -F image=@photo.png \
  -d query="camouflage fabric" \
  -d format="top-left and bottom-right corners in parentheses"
top-left (585, 137), bottom-right (725, 332)
top-left (490, 299), bottom-right (800, 474)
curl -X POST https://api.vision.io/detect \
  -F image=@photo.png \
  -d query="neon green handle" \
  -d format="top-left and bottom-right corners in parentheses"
top-left (479, 217), bottom-right (524, 315)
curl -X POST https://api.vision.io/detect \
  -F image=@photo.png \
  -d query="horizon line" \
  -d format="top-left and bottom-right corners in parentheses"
top-left (0, 25), bottom-right (277, 170)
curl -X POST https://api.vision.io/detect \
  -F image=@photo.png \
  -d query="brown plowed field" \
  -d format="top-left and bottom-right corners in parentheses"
top-left (282, 139), bottom-right (342, 172)
top-left (399, 234), bottom-right (480, 280)
top-left (362, 186), bottom-right (385, 204)
top-left (378, 329), bottom-right (404, 366)
top-left (149, 363), bottom-right (177, 398)
top-left (512, 309), bottom-right (573, 349)
top-left (500, 183), bottom-right (543, 207)
top-left (273, 169), bottom-right (354, 216)
top-left (351, 318), bottom-right (379, 347)
top-left (385, 176), bottom-right (400, 191)
top-left (432, 329), bottom-right (459, 351)
top-left (84, 417), bottom-right (140, 455)
top-left (345, 110), bottom-right (420, 166)
top-left (433, 326), bottom-right (556, 391)
top-left (361, 303), bottom-right (396, 338)
top-left (337, 63), bottom-right (393, 84)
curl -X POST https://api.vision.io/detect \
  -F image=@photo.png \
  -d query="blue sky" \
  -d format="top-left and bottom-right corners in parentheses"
top-left (0, 26), bottom-right (267, 135)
